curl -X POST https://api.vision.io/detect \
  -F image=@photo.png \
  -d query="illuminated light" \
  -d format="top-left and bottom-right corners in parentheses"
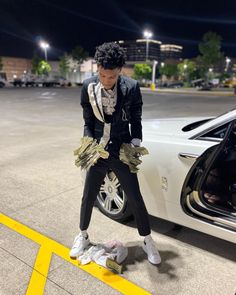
top-left (39, 40), bottom-right (50, 61)
top-left (40, 41), bottom-right (50, 49)
top-left (161, 44), bottom-right (183, 50)
top-left (143, 30), bottom-right (153, 39)
top-left (136, 39), bottom-right (162, 44)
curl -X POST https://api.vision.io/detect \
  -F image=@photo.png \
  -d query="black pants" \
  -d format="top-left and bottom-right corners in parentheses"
top-left (79, 156), bottom-right (151, 236)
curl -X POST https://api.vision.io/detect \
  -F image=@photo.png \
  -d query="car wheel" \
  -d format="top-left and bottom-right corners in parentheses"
top-left (96, 171), bottom-right (132, 221)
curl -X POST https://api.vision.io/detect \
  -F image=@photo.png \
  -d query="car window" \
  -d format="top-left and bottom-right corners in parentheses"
top-left (199, 123), bottom-right (230, 140)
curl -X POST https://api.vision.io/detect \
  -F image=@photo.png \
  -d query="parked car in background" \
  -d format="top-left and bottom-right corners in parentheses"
top-left (0, 72), bottom-right (7, 88)
top-left (0, 78), bottom-right (6, 88)
top-left (168, 81), bottom-right (184, 88)
top-left (197, 82), bottom-right (213, 91)
top-left (222, 79), bottom-right (234, 88)
top-left (11, 74), bottom-right (72, 88)
top-left (161, 81), bottom-right (184, 88)
top-left (191, 79), bottom-right (213, 91)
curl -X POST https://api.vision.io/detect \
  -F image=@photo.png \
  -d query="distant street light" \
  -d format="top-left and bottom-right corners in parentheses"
top-left (183, 64), bottom-right (188, 82)
top-left (40, 41), bottom-right (50, 61)
top-left (209, 68), bottom-right (213, 72)
top-left (143, 30), bottom-right (153, 61)
top-left (225, 57), bottom-right (231, 71)
top-left (161, 62), bottom-right (165, 67)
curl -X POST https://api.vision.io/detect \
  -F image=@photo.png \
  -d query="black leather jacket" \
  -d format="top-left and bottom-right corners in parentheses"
top-left (81, 75), bottom-right (143, 152)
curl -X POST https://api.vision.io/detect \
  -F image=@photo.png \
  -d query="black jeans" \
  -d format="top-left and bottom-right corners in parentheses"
top-left (79, 156), bottom-right (151, 236)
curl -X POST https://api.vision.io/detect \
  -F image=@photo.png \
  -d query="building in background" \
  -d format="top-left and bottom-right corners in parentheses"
top-left (117, 40), bottom-right (183, 64)
top-left (117, 39), bottom-right (162, 62)
top-left (160, 44), bottom-right (183, 61)
top-left (67, 58), bottom-right (97, 84)
top-left (0, 56), bottom-right (97, 83)
top-left (1, 57), bottom-right (32, 80)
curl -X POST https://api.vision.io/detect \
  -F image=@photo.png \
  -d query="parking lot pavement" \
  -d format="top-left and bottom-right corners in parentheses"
top-left (1, 88), bottom-right (236, 295)
top-left (1, 214), bottom-right (148, 295)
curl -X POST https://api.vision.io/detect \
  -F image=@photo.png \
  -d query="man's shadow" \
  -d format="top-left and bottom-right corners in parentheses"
top-left (122, 214), bottom-right (236, 263)
top-left (122, 243), bottom-right (179, 279)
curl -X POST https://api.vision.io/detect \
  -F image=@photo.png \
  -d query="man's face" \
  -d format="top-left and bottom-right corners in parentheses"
top-left (98, 66), bottom-right (121, 90)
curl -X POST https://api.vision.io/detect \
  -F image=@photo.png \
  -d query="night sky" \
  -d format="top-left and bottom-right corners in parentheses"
top-left (0, 0), bottom-right (236, 60)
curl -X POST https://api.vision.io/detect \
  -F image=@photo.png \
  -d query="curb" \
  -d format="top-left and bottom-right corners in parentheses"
top-left (140, 88), bottom-right (236, 97)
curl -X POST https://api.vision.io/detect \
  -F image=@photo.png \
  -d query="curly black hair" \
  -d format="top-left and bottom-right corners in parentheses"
top-left (94, 42), bottom-right (126, 69)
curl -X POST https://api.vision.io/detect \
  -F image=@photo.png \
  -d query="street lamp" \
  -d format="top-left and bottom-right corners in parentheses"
top-left (225, 57), bottom-right (231, 71)
top-left (40, 41), bottom-right (50, 61)
top-left (183, 64), bottom-right (188, 82)
top-left (143, 30), bottom-right (153, 61)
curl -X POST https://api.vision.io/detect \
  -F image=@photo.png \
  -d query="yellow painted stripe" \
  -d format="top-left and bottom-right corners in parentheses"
top-left (0, 213), bottom-right (151, 295)
top-left (26, 246), bottom-right (52, 295)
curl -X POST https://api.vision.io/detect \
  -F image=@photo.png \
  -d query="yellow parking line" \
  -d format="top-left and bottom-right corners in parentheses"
top-left (26, 246), bottom-right (52, 295)
top-left (0, 213), bottom-right (151, 295)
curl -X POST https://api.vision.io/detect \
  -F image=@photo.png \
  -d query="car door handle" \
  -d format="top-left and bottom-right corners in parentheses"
top-left (178, 153), bottom-right (199, 160)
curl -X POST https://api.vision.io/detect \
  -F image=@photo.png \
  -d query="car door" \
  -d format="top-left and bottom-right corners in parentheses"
top-left (181, 119), bottom-right (236, 232)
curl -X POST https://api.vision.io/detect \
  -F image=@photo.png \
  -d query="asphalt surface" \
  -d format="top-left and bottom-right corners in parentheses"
top-left (0, 87), bottom-right (236, 295)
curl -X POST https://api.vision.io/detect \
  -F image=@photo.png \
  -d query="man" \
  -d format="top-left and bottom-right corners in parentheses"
top-left (70, 42), bottom-right (161, 265)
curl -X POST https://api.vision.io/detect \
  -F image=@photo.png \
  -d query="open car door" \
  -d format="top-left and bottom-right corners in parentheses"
top-left (181, 120), bottom-right (236, 233)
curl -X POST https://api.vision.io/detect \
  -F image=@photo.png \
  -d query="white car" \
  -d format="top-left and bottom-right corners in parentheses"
top-left (96, 109), bottom-right (236, 244)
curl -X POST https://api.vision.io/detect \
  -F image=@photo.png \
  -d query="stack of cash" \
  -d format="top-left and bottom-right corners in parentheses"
top-left (119, 143), bottom-right (149, 173)
top-left (74, 137), bottom-right (109, 170)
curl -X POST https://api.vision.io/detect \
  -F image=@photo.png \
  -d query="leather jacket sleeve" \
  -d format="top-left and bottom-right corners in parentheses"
top-left (80, 83), bottom-right (95, 138)
top-left (130, 82), bottom-right (143, 141)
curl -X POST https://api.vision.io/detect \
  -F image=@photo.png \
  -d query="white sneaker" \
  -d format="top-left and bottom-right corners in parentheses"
top-left (142, 237), bottom-right (161, 265)
top-left (70, 234), bottom-right (90, 259)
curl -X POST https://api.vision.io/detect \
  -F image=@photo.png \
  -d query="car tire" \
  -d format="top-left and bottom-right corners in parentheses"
top-left (96, 170), bottom-right (133, 222)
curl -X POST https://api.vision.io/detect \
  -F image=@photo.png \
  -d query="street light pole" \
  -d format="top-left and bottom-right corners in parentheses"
top-left (151, 60), bottom-right (158, 90)
top-left (183, 64), bottom-right (188, 83)
top-left (146, 40), bottom-right (149, 62)
top-left (44, 48), bottom-right (47, 61)
top-left (143, 30), bottom-right (153, 61)
top-left (225, 57), bottom-right (231, 72)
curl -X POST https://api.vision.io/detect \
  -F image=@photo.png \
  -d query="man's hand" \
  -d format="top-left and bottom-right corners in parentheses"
top-left (74, 137), bottom-right (109, 170)
top-left (119, 143), bottom-right (149, 173)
